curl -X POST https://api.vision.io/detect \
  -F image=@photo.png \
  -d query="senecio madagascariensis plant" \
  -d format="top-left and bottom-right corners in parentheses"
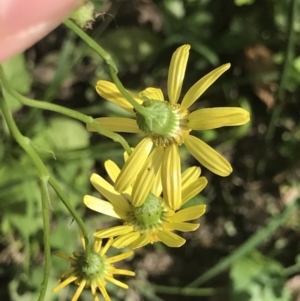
top-left (53, 234), bottom-right (134, 301)
top-left (84, 159), bottom-right (207, 249)
top-left (88, 44), bottom-right (250, 210)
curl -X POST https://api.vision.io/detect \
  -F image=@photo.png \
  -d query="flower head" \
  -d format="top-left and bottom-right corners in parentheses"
top-left (84, 159), bottom-right (207, 249)
top-left (53, 234), bottom-right (135, 301)
top-left (88, 44), bottom-right (250, 210)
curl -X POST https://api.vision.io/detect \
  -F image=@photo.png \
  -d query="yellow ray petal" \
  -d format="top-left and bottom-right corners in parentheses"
top-left (110, 267), bottom-right (135, 276)
top-left (131, 146), bottom-right (164, 207)
top-left (157, 231), bottom-right (186, 247)
top-left (87, 117), bottom-right (142, 133)
top-left (94, 225), bottom-right (134, 238)
top-left (105, 160), bottom-right (133, 197)
top-left (188, 107), bottom-right (250, 130)
top-left (90, 173), bottom-right (131, 213)
top-left (181, 166), bottom-right (201, 190)
top-left (184, 135), bottom-right (232, 176)
top-left (129, 233), bottom-right (151, 249)
top-left (96, 80), bottom-right (142, 114)
top-left (93, 238), bottom-right (102, 253)
top-left (168, 222), bottom-right (199, 232)
top-left (91, 285), bottom-right (100, 301)
top-left (171, 205), bottom-right (206, 223)
top-left (181, 63), bottom-right (230, 109)
top-left (115, 138), bottom-right (154, 193)
top-left (139, 87), bottom-right (164, 101)
top-left (182, 177), bottom-right (208, 205)
top-left (83, 195), bottom-right (125, 219)
top-left (101, 238), bottom-right (114, 255)
top-left (161, 144), bottom-right (181, 210)
top-left (53, 276), bottom-right (77, 292)
top-left (71, 280), bottom-right (86, 301)
top-left (104, 275), bottom-right (129, 289)
top-left (107, 251), bottom-right (134, 263)
top-left (151, 164), bottom-right (163, 196)
top-left (104, 160), bottom-right (120, 183)
top-left (168, 44), bottom-right (190, 104)
top-left (54, 253), bottom-right (74, 262)
top-left (98, 284), bottom-right (111, 301)
top-left (123, 148), bottom-right (133, 162)
top-left (112, 232), bottom-right (140, 248)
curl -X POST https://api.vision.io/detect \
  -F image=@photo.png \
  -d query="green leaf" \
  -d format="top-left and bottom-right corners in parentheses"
top-left (192, 42), bottom-right (219, 66)
top-left (0, 162), bottom-right (37, 205)
top-left (7, 180), bottom-right (42, 237)
top-left (235, 0), bottom-right (255, 6)
top-left (293, 56), bottom-right (300, 73)
top-left (50, 220), bottom-right (79, 251)
top-left (230, 250), bottom-right (290, 301)
top-left (163, 0), bottom-right (185, 19)
top-left (33, 117), bottom-right (90, 151)
top-left (53, 157), bottom-right (93, 207)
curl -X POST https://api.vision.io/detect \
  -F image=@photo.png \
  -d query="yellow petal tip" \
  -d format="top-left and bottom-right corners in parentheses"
top-left (225, 62), bottom-right (231, 69)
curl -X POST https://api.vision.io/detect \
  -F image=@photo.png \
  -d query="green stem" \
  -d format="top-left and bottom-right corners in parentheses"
top-left (0, 66), bottom-right (131, 155)
top-left (0, 92), bottom-right (48, 177)
top-left (63, 18), bottom-right (146, 115)
top-left (43, 2), bottom-right (122, 101)
top-left (186, 198), bottom-right (300, 287)
top-left (63, 18), bottom-right (118, 72)
top-left (0, 91), bottom-right (51, 301)
top-left (265, 0), bottom-right (297, 143)
top-left (0, 79), bottom-right (91, 255)
top-left (152, 285), bottom-right (226, 296)
top-left (257, 0), bottom-right (298, 175)
top-left (283, 263), bottom-right (300, 277)
top-left (48, 177), bottom-right (90, 254)
top-left (38, 178), bottom-right (51, 301)
top-left (92, 1), bottom-right (122, 38)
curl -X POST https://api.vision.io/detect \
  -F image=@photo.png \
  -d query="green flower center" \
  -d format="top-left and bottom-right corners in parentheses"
top-left (127, 193), bottom-right (169, 233)
top-left (73, 250), bottom-right (108, 285)
top-left (136, 99), bottom-right (190, 147)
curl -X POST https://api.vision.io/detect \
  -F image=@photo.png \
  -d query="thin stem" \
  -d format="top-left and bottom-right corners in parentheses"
top-left (0, 91), bottom-right (48, 177)
top-left (92, 1), bottom-right (122, 38)
top-left (138, 288), bottom-right (166, 301)
top-left (0, 91), bottom-right (50, 301)
top-left (63, 18), bottom-right (146, 115)
top-left (0, 79), bottom-right (91, 255)
top-left (0, 66), bottom-right (131, 155)
top-left (48, 176), bottom-right (90, 256)
top-left (186, 198), bottom-right (300, 287)
top-left (43, 2), bottom-right (122, 101)
top-left (152, 285), bottom-right (226, 296)
top-left (38, 178), bottom-right (51, 301)
top-left (265, 0), bottom-right (297, 143)
top-left (257, 0), bottom-right (298, 175)
top-left (107, 66), bottom-right (147, 117)
top-left (63, 18), bottom-right (118, 71)
top-left (283, 263), bottom-right (300, 277)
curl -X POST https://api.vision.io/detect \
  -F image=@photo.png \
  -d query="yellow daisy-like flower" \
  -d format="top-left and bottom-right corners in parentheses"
top-left (83, 159), bottom-right (207, 249)
top-left (53, 234), bottom-right (135, 301)
top-left (88, 44), bottom-right (250, 210)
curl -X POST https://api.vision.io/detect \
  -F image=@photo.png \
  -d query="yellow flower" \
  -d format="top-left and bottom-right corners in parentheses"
top-left (88, 44), bottom-right (250, 210)
top-left (83, 159), bottom-right (207, 249)
top-left (53, 234), bottom-right (135, 301)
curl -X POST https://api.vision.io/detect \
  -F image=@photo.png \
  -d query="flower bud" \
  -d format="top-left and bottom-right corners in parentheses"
top-left (70, 1), bottom-right (95, 29)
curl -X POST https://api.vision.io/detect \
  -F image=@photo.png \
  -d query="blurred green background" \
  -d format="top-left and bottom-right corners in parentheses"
top-left (1, 0), bottom-right (300, 300)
